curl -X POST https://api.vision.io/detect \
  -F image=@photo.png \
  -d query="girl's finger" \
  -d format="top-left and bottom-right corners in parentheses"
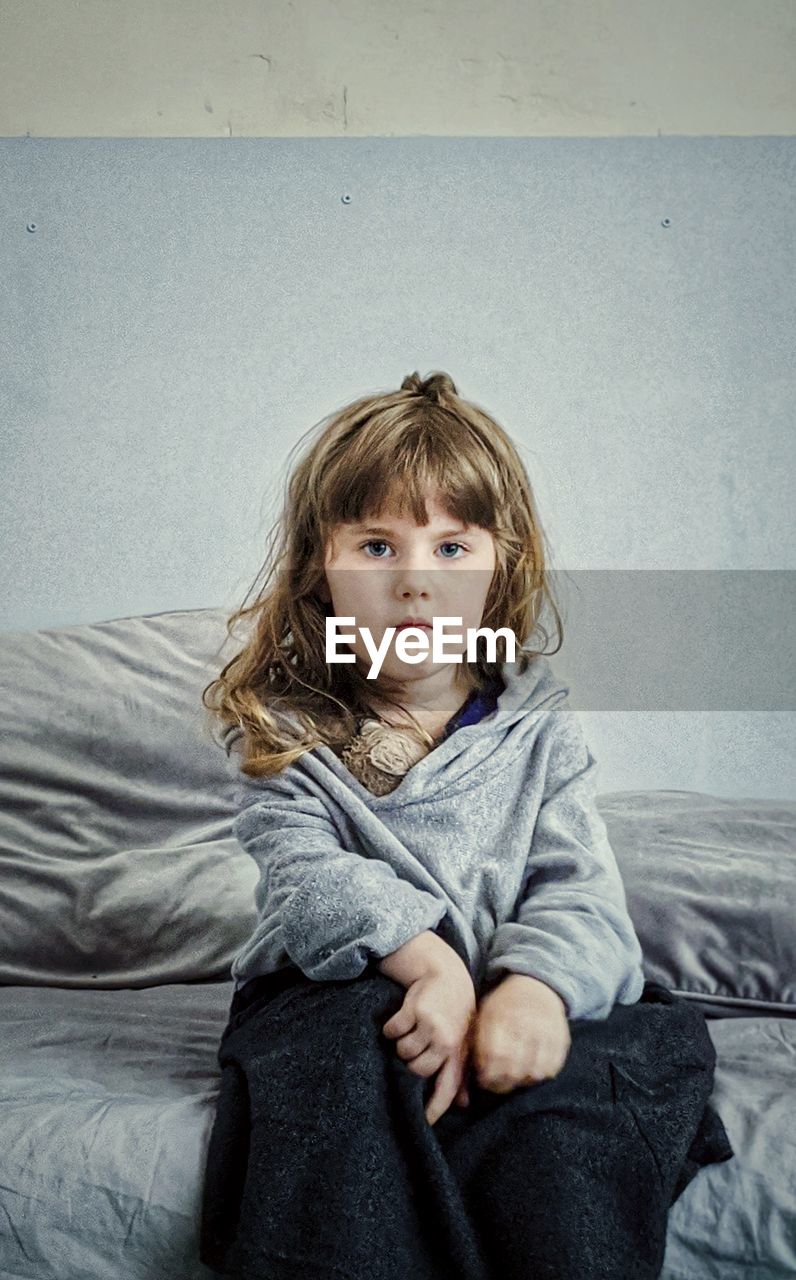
top-left (403, 1045), bottom-right (445, 1078)
top-left (382, 1007), bottom-right (416, 1038)
top-left (425, 1056), bottom-right (460, 1126)
top-left (393, 1029), bottom-right (432, 1060)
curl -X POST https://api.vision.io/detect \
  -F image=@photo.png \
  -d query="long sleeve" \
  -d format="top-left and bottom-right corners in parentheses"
top-left (483, 708), bottom-right (645, 1020)
top-left (232, 774), bottom-right (448, 982)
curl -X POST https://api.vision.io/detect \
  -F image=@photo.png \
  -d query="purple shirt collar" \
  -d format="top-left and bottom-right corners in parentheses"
top-left (440, 674), bottom-right (505, 740)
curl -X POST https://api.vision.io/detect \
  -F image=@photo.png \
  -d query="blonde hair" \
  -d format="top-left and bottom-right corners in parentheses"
top-left (202, 370), bottom-right (563, 778)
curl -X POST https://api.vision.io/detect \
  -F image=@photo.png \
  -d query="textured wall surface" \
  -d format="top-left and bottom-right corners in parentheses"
top-left (0, 0), bottom-right (795, 138)
top-left (2, 134), bottom-right (793, 797)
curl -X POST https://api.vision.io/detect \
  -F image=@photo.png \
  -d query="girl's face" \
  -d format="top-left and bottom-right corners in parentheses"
top-left (320, 490), bottom-right (498, 687)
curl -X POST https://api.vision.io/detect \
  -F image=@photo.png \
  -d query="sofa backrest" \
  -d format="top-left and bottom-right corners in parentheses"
top-left (1, 606), bottom-right (794, 1016)
top-left (0, 607), bottom-right (259, 987)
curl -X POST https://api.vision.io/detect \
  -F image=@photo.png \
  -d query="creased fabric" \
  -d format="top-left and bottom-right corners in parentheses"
top-left (199, 967), bottom-right (733, 1280)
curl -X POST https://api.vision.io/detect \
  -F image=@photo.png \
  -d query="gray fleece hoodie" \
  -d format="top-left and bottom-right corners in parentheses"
top-left (230, 650), bottom-right (646, 1020)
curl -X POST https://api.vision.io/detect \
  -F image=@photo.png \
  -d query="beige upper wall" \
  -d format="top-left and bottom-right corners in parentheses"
top-left (1, 0), bottom-right (794, 137)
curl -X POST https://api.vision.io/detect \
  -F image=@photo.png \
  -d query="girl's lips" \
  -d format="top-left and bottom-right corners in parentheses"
top-left (396, 623), bottom-right (430, 630)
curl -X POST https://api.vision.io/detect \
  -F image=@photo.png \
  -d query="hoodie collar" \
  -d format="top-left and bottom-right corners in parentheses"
top-left (296, 650), bottom-right (570, 808)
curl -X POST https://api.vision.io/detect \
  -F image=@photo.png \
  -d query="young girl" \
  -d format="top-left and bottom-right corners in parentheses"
top-left (199, 371), bottom-right (732, 1280)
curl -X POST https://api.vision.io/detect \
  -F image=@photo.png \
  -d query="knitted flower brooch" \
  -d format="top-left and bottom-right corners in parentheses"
top-left (340, 717), bottom-right (432, 796)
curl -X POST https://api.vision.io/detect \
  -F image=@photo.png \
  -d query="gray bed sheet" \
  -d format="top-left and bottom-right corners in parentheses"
top-left (663, 1016), bottom-right (795, 1280)
top-left (0, 982), bottom-right (229, 1280)
top-left (0, 981), bottom-right (792, 1280)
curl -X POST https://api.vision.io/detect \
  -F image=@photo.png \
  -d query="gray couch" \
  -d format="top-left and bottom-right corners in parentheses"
top-left (0, 607), bottom-right (793, 1279)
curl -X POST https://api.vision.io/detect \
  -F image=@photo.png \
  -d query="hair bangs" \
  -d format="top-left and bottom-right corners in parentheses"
top-left (321, 407), bottom-right (505, 535)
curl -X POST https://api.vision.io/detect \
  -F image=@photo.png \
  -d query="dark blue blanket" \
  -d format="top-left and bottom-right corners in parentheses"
top-left (200, 967), bottom-right (732, 1280)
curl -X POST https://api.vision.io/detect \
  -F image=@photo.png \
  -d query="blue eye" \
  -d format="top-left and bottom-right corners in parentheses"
top-left (359, 540), bottom-right (467, 559)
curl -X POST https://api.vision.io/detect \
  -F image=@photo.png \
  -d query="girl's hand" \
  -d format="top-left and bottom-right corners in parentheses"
top-left (470, 973), bottom-right (571, 1095)
top-left (382, 953), bottom-right (477, 1126)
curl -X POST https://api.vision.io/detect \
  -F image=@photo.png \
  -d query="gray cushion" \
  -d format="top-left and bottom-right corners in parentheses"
top-left (601, 791), bottom-right (796, 1018)
top-left (0, 608), bottom-right (258, 987)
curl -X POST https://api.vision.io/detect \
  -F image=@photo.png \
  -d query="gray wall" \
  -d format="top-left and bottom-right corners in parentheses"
top-left (1, 0), bottom-right (794, 138)
top-left (1, 4), bottom-right (794, 799)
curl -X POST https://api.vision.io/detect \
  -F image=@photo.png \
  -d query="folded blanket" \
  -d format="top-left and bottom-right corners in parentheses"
top-left (200, 967), bottom-right (733, 1280)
